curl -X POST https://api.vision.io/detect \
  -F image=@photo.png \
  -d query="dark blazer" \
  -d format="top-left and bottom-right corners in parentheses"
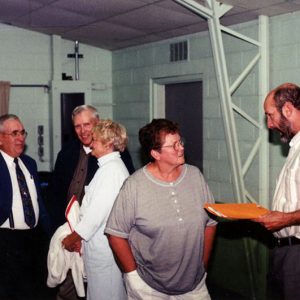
top-left (0, 152), bottom-right (51, 233)
top-left (51, 139), bottom-right (135, 228)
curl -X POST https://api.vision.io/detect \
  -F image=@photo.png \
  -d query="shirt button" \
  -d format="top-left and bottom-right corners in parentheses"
top-left (171, 191), bottom-right (175, 195)
top-left (177, 209), bottom-right (180, 213)
top-left (178, 218), bottom-right (183, 222)
top-left (174, 200), bottom-right (177, 203)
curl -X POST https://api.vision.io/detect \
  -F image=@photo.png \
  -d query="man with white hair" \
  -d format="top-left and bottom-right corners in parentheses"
top-left (52, 105), bottom-right (134, 300)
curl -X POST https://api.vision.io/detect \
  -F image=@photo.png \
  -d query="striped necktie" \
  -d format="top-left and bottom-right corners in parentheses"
top-left (14, 158), bottom-right (36, 228)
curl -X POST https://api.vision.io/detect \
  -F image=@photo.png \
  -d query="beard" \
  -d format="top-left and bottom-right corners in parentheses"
top-left (278, 115), bottom-right (294, 143)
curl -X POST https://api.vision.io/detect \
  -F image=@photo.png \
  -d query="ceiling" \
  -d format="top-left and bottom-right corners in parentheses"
top-left (1, 0), bottom-right (300, 51)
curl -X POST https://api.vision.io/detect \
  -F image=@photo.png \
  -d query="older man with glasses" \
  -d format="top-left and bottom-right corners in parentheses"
top-left (0, 113), bottom-right (51, 300)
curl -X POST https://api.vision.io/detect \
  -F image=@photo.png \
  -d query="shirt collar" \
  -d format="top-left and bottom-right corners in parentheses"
top-left (0, 150), bottom-right (16, 167)
top-left (83, 145), bottom-right (92, 154)
top-left (97, 152), bottom-right (120, 168)
top-left (289, 131), bottom-right (300, 148)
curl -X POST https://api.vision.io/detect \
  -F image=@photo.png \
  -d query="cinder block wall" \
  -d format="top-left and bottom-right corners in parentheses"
top-left (112, 35), bottom-right (212, 168)
top-left (112, 9), bottom-right (300, 203)
top-left (112, 20), bottom-right (260, 204)
top-left (0, 24), bottom-right (112, 171)
top-left (3, 10), bottom-right (300, 194)
top-left (111, 10), bottom-right (300, 299)
top-left (269, 11), bottom-right (300, 195)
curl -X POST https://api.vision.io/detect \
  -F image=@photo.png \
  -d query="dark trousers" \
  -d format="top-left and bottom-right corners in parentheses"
top-left (57, 270), bottom-right (86, 300)
top-left (268, 244), bottom-right (300, 300)
top-left (0, 228), bottom-right (41, 300)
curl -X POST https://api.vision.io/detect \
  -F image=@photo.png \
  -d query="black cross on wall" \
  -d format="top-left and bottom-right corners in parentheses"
top-left (67, 41), bottom-right (84, 80)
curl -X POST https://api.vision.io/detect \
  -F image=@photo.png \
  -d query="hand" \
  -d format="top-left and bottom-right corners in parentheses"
top-left (62, 231), bottom-right (82, 252)
top-left (252, 211), bottom-right (289, 232)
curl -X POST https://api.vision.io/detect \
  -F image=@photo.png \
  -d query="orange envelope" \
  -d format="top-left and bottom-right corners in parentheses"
top-left (204, 203), bottom-right (269, 219)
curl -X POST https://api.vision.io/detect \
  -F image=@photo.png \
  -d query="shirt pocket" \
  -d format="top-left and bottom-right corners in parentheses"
top-left (284, 166), bottom-right (300, 208)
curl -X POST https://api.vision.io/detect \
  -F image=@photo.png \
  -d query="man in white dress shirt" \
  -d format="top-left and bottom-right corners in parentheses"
top-left (254, 83), bottom-right (300, 299)
top-left (0, 113), bottom-right (51, 300)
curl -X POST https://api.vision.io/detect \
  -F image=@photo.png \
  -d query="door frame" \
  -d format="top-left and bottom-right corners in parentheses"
top-left (150, 73), bottom-right (203, 120)
top-left (50, 80), bottom-right (92, 169)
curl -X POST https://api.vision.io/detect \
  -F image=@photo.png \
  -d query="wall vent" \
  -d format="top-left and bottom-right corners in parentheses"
top-left (169, 41), bottom-right (188, 62)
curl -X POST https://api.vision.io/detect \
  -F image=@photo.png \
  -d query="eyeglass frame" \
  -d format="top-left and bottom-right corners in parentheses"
top-left (1, 129), bottom-right (28, 138)
top-left (160, 139), bottom-right (185, 151)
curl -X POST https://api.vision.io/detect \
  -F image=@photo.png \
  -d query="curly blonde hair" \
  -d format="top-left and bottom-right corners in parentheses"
top-left (92, 119), bottom-right (128, 152)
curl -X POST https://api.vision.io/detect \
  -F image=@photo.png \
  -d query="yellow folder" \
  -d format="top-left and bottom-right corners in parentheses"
top-left (204, 203), bottom-right (269, 219)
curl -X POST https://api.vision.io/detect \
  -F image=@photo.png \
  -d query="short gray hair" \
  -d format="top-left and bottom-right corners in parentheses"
top-left (72, 105), bottom-right (100, 121)
top-left (0, 114), bottom-right (20, 132)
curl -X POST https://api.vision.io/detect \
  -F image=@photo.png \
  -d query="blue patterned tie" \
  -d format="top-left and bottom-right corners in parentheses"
top-left (14, 158), bottom-right (36, 228)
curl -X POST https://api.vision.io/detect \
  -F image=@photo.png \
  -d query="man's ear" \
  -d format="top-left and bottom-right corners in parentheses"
top-left (282, 102), bottom-right (294, 119)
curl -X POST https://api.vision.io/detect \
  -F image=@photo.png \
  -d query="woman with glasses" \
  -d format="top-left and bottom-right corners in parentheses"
top-left (105, 118), bottom-right (217, 299)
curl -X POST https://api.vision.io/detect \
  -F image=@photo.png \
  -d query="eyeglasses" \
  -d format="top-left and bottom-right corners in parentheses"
top-left (161, 139), bottom-right (185, 151)
top-left (2, 130), bottom-right (28, 138)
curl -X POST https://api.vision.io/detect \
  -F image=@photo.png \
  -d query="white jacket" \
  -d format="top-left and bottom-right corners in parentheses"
top-left (47, 198), bottom-right (86, 297)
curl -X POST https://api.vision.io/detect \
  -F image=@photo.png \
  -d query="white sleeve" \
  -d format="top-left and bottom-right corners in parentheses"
top-left (75, 163), bottom-right (128, 241)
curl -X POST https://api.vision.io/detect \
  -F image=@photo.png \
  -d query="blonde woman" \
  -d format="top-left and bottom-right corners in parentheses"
top-left (62, 119), bottom-right (129, 300)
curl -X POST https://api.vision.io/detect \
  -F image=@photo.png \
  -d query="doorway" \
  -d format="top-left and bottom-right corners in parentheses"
top-left (60, 93), bottom-right (84, 147)
top-left (165, 81), bottom-right (203, 171)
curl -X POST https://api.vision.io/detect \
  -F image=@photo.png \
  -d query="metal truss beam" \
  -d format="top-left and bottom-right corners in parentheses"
top-left (173, 0), bottom-right (269, 207)
top-left (173, 1), bottom-right (270, 299)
